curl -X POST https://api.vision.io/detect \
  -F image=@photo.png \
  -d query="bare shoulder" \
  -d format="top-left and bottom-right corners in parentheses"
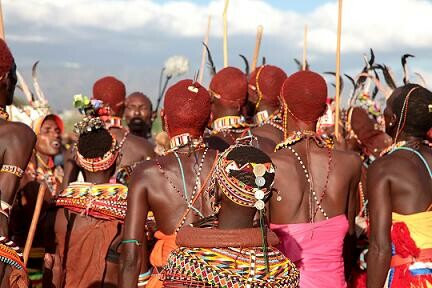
top-left (368, 154), bottom-right (395, 178)
top-left (333, 149), bottom-right (362, 169)
top-left (2, 121), bottom-right (36, 144)
top-left (126, 134), bottom-right (154, 154)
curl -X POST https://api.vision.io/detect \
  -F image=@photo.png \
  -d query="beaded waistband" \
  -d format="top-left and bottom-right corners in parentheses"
top-left (0, 237), bottom-right (26, 271)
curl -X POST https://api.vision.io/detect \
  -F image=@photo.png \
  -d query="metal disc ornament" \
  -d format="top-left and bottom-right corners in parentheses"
top-left (253, 164), bottom-right (266, 177)
top-left (254, 189), bottom-right (265, 200)
top-left (255, 176), bottom-right (266, 187)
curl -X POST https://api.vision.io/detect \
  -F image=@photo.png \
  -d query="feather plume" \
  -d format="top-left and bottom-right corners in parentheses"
top-left (262, 56), bottom-right (266, 66)
top-left (374, 64), bottom-right (397, 90)
top-left (32, 61), bottom-right (47, 102)
top-left (16, 70), bottom-right (34, 104)
top-left (371, 67), bottom-right (380, 99)
top-left (324, 71), bottom-right (344, 96)
top-left (401, 54), bottom-right (415, 85)
top-left (239, 54), bottom-right (250, 75)
top-left (294, 58), bottom-right (302, 71)
top-left (357, 72), bottom-right (392, 99)
top-left (414, 72), bottom-right (426, 87)
top-left (202, 42), bottom-right (216, 76)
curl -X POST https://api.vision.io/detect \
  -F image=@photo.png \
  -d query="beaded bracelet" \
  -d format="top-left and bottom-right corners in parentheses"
top-left (119, 239), bottom-right (142, 247)
top-left (138, 269), bottom-right (152, 287)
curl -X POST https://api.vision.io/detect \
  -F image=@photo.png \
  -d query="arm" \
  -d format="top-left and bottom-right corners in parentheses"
top-left (366, 160), bottom-right (392, 288)
top-left (119, 166), bottom-right (150, 288)
top-left (343, 155), bottom-right (361, 280)
top-left (60, 146), bottom-right (80, 190)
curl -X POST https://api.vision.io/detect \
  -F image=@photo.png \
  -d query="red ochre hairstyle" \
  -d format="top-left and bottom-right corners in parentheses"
top-left (93, 76), bottom-right (126, 115)
top-left (164, 79), bottom-right (211, 138)
top-left (281, 70), bottom-right (327, 122)
top-left (209, 67), bottom-right (247, 107)
top-left (249, 65), bottom-right (287, 105)
top-left (0, 39), bottom-right (13, 75)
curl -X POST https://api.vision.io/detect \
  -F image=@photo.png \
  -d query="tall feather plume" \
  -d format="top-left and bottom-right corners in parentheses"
top-left (16, 70), bottom-right (34, 103)
top-left (239, 54), bottom-right (250, 75)
top-left (345, 74), bottom-right (357, 106)
top-left (202, 42), bottom-right (216, 77)
top-left (414, 72), bottom-right (426, 87)
top-left (401, 54), bottom-right (415, 85)
top-left (357, 72), bottom-right (392, 99)
top-left (371, 66), bottom-right (380, 99)
top-left (374, 64), bottom-right (397, 90)
top-left (32, 61), bottom-right (47, 102)
top-left (294, 58), bottom-right (302, 71)
top-left (262, 56), bottom-right (266, 66)
top-left (324, 72), bottom-right (344, 96)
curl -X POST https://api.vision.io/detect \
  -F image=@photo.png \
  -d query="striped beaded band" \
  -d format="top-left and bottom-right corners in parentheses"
top-left (76, 134), bottom-right (119, 172)
top-left (0, 164), bottom-right (24, 178)
top-left (0, 237), bottom-right (26, 271)
top-left (216, 145), bottom-right (275, 210)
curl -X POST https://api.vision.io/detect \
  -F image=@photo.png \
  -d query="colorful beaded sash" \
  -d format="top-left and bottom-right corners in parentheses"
top-left (163, 246), bottom-right (299, 287)
top-left (56, 182), bottom-right (128, 221)
top-left (0, 237), bottom-right (26, 271)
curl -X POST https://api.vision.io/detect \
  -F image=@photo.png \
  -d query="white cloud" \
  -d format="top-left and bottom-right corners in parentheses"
top-left (4, 0), bottom-right (432, 54)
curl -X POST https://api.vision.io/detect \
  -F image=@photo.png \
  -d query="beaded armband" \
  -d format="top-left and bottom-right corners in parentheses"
top-left (0, 237), bottom-right (26, 271)
top-left (0, 164), bottom-right (24, 178)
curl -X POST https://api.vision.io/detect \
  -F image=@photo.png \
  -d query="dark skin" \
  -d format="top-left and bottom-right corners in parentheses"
top-left (269, 114), bottom-right (361, 281)
top-left (206, 97), bottom-right (248, 151)
top-left (119, 138), bottom-right (217, 288)
top-left (366, 98), bottom-right (432, 288)
top-left (124, 92), bottom-right (154, 139)
top-left (0, 63), bottom-right (36, 287)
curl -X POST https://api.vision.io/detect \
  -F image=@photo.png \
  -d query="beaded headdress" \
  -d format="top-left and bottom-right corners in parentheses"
top-left (74, 116), bottom-right (119, 172)
top-left (216, 145), bottom-right (275, 211)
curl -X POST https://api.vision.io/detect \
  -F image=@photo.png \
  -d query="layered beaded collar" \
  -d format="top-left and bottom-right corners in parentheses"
top-left (212, 116), bottom-right (248, 134)
top-left (0, 107), bottom-right (9, 121)
top-left (275, 130), bottom-right (333, 151)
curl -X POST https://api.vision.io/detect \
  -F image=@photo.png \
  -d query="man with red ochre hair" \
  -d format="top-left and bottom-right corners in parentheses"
top-left (206, 67), bottom-right (249, 151)
top-left (119, 79), bottom-right (218, 288)
top-left (0, 39), bottom-right (35, 287)
top-left (269, 70), bottom-right (361, 288)
top-left (248, 65), bottom-right (287, 153)
top-left (62, 76), bottom-right (154, 189)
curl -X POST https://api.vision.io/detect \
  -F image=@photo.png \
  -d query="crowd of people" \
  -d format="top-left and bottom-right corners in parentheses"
top-left (0, 32), bottom-right (431, 288)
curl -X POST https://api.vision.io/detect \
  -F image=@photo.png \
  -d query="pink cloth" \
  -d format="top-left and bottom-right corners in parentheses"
top-left (270, 214), bottom-right (348, 288)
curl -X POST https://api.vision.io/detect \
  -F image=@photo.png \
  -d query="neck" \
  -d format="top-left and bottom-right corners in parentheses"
top-left (395, 133), bottom-right (424, 144)
top-left (212, 106), bottom-right (240, 120)
top-left (35, 151), bottom-right (54, 169)
top-left (212, 116), bottom-right (243, 131)
top-left (256, 101), bottom-right (278, 114)
top-left (168, 133), bottom-right (203, 151)
top-left (286, 116), bottom-right (317, 135)
top-left (129, 128), bottom-right (149, 139)
top-left (83, 171), bottom-right (113, 184)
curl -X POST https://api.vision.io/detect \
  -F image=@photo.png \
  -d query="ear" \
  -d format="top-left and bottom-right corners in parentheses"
top-left (389, 112), bottom-right (397, 127)
top-left (208, 111), bottom-right (214, 128)
top-left (151, 111), bottom-right (157, 122)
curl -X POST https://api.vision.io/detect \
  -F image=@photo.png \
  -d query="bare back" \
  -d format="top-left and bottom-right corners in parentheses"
top-left (270, 140), bottom-right (361, 229)
top-left (251, 125), bottom-right (283, 148)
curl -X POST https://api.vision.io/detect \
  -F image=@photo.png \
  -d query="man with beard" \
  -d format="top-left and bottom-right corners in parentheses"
top-left (0, 38), bottom-right (35, 287)
top-left (62, 76), bottom-right (154, 187)
top-left (124, 92), bottom-right (154, 139)
top-left (119, 79), bottom-right (218, 288)
top-left (367, 84), bottom-right (432, 288)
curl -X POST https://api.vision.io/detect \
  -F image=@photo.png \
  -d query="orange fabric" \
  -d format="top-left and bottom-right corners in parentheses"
top-left (148, 231), bottom-right (177, 288)
top-left (33, 114), bottom-right (64, 135)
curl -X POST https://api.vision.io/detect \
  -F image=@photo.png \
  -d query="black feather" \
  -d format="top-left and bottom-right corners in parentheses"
top-left (239, 54), bottom-right (250, 75)
top-left (294, 58), bottom-right (302, 71)
top-left (371, 67), bottom-right (380, 99)
top-left (374, 64), bottom-right (397, 90)
top-left (369, 48), bottom-right (375, 66)
top-left (324, 72), bottom-right (344, 96)
top-left (402, 54), bottom-right (415, 85)
top-left (202, 42), bottom-right (216, 77)
top-left (262, 56), bottom-right (266, 66)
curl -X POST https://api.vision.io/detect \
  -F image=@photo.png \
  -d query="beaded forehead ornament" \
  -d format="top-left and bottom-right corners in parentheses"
top-left (216, 144), bottom-right (275, 211)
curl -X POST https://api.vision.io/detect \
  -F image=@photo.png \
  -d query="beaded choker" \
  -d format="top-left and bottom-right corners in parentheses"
top-left (254, 110), bottom-right (284, 132)
top-left (212, 116), bottom-right (247, 133)
top-left (0, 106), bottom-right (9, 121)
top-left (168, 133), bottom-right (205, 153)
top-left (380, 140), bottom-right (432, 157)
top-left (275, 130), bottom-right (334, 151)
top-left (103, 116), bottom-right (123, 129)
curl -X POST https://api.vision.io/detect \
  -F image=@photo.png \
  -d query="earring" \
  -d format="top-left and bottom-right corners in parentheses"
top-left (389, 122), bottom-right (393, 127)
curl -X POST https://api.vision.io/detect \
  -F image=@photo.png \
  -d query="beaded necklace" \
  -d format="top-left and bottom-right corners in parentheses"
top-left (0, 107), bottom-right (8, 121)
top-left (254, 110), bottom-right (284, 132)
top-left (103, 116), bottom-right (123, 129)
top-left (212, 116), bottom-right (249, 134)
top-left (275, 130), bottom-right (334, 151)
top-left (165, 133), bottom-right (206, 155)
